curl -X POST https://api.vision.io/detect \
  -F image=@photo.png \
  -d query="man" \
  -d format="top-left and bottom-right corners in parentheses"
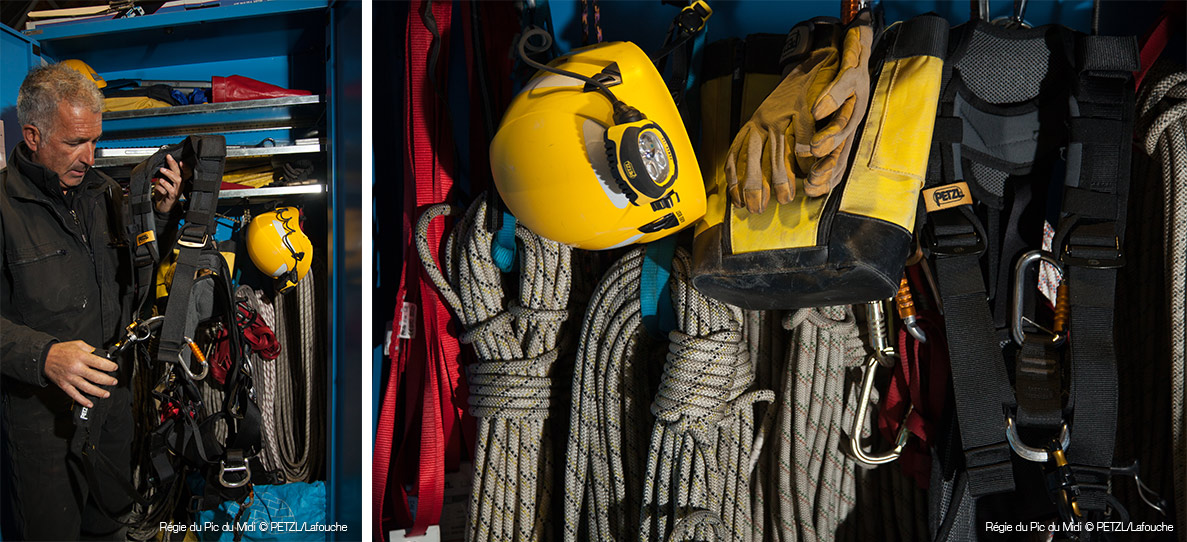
top-left (1, 63), bottom-right (184, 540)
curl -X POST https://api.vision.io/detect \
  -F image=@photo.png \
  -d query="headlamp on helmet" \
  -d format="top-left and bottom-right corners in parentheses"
top-left (489, 29), bottom-right (706, 250)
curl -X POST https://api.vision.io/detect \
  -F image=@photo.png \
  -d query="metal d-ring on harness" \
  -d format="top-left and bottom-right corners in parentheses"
top-left (850, 301), bottom-right (912, 467)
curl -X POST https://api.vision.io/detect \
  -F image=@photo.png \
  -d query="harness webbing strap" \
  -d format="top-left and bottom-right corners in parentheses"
top-left (156, 136), bottom-right (226, 374)
top-left (930, 244), bottom-right (1016, 497)
top-left (376, 0), bottom-right (467, 538)
top-left (926, 22), bottom-right (1138, 535)
top-left (1058, 36), bottom-right (1137, 508)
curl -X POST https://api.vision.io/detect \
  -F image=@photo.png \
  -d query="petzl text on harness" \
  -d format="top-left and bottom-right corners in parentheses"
top-left (921, 17), bottom-right (1139, 539)
top-left (692, 14), bottom-right (948, 310)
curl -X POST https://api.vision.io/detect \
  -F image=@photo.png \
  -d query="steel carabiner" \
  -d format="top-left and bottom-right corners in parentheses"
top-left (179, 337), bottom-right (210, 381)
top-left (1010, 250), bottom-right (1067, 346)
top-left (849, 300), bottom-right (912, 467)
top-left (850, 354), bottom-right (912, 466)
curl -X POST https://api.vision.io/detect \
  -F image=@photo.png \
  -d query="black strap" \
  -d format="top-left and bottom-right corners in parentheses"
top-left (156, 136), bottom-right (226, 377)
top-left (927, 206), bottom-right (1017, 497)
top-left (1055, 37), bottom-right (1136, 518)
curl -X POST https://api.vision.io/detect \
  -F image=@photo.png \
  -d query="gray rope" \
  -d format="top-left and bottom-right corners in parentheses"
top-left (1138, 70), bottom-right (1187, 536)
top-left (562, 247), bottom-right (654, 542)
top-left (416, 197), bottom-right (571, 542)
top-left (639, 249), bottom-right (774, 542)
top-left (242, 285), bottom-right (282, 473)
top-left (764, 306), bottom-right (866, 542)
top-left (273, 267), bottom-right (324, 482)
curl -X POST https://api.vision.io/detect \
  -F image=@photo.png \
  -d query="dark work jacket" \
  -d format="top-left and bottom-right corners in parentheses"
top-left (0, 142), bottom-right (131, 388)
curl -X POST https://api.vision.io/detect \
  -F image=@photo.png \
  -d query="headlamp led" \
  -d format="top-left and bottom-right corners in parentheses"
top-left (605, 120), bottom-right (677, 204)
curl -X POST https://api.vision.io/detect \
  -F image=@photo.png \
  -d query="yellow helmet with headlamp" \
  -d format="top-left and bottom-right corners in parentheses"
top-left (490, 28), bottom-right (706, 250)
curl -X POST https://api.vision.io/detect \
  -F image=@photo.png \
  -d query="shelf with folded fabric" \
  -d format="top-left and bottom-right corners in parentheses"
top-left (94, 140), bottom-right (322, 167)
top-left (97, 95), bottom-right (325, 147)
top-left (102, 95), bottom-right (322, 119)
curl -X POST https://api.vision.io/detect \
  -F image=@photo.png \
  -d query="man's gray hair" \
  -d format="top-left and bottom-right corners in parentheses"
top-left (17, 63), bottom-right (104, 138)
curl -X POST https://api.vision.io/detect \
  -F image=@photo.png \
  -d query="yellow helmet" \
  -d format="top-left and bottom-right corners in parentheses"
top-left (60, 59), bottom-right (106, 89)
top-left (246, 207), bottom-right (312, 293)
top-left (490, 40), bottom-right (706, 250)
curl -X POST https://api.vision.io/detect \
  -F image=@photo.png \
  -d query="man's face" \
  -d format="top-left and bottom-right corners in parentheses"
top-left (26, 101), bottom-right (102, 191)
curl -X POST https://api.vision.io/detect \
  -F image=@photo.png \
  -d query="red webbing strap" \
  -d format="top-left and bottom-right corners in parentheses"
top-left (878, 265), bottom-right (952, 489)
top-left (374, 0), bottom-right (467, 538)
top-left (1134, 0), bottom-right (1185, 90)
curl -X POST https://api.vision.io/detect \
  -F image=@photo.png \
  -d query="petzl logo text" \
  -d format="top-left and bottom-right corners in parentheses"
top-left (933, 186), bottom-right (965, 207)
top-left (925, 182), bottom-right (972, 212)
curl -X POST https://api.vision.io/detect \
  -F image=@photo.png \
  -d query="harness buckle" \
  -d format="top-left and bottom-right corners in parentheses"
top-left (177, 223), bottom-right (210, 249)
top-left (923, 207), bottom-right (986, 258)
top-left (1060, 236), bottom-right (1123, 269)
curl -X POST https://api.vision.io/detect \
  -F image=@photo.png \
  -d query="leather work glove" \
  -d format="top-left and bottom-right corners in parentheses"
top-left (725, 18), bottom-right (843, 214)
top-left (804, 11), bottom-right (874, 197)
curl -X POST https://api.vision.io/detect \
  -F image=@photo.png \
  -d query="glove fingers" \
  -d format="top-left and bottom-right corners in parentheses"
top-left (769, 127), bottom-right (794, 205)
top-left (805, 137), bottom-right (852, 197)
top-left (743, 129), bottom-right (769, 214)
top-left (810, 94), bottom-right (858, 157)
top-left (726, 125), bottom-right (751, 208)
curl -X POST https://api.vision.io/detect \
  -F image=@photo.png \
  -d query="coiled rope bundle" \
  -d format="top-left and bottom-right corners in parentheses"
top-left (241, 285), bottom-right (283, 473)
top-left (562, 247), bottom-right (658, 542)
top-left (763, 306), bottom-right (865, 542)
top-left (271, 266), bottom-right (326, 482)
top-left (639, 249), bottom-right (775, 542)
top-left (417, 197), bottom-right (572, 542)
top-left (1126, 68), bottom-right (1187, 529)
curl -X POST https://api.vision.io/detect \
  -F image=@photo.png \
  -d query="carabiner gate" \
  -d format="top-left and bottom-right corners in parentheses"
top-left (849, 300), bottom-right (912, 467)
top-left (1010, 250), bottom-right (1067, 346)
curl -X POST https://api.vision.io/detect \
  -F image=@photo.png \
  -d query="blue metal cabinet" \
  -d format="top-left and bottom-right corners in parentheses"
top-left (0, 1), bottom-right (360, 538)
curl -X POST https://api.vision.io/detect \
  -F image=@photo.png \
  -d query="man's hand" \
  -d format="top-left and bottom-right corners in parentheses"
top-left (153, 154), bottom-right (188, 214)
top-left (43, 341), bottom-right (118, 408)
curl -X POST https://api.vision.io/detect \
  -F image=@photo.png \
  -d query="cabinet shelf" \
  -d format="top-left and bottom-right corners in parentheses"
top-left (97, 95), bottom-right (324, 144)
top-left (95, 141), bottom-right (321, 167)
top-left (219, 183), bottom-right (325, 200)
top-left (102, 95), bottom-right (322, 120)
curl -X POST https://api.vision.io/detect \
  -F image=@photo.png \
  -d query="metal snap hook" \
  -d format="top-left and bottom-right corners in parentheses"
top-left (1010, 250), bottom-right (1067, 346)
top-left (179, 337), bottom-right (209, 381)
top-left (849, 354), bottom-right (912, 467)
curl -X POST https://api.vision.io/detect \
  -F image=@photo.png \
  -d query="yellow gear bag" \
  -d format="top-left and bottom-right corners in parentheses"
top-left (692, 14), bottom-right (948, 309)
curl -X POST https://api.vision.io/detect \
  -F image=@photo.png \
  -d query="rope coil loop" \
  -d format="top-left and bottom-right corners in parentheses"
top-left (416, 195), bottom-right (571, 542)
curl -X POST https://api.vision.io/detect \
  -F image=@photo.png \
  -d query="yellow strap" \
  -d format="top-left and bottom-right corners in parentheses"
top-left (922, 182), bottom-right (973, 213)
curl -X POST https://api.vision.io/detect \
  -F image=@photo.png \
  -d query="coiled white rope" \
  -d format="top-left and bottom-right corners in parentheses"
top-left (562, 247), bottom-right (656, 542)
top-left (1137, 69), bottom-right (1187, 534)
top-left (416, 197), bottom-right (571, 542)
top-left (273, 268), bottom-right (324, 482)
top-left (763, 306), bottom-right (866, 542)
top-left (638, 249), bottom-right (775, 542)
top-left (242, 285), bottom-right (282, 473)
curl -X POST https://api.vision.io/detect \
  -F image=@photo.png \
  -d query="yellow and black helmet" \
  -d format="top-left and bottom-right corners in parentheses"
top-left (490, 39), bottom-right (706, 250)
top-left (246, 207), bottom-right (312, 293)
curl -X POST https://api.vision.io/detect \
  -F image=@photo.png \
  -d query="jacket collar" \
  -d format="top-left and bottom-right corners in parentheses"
top-left (9, 141), bottom-right (98, 203)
